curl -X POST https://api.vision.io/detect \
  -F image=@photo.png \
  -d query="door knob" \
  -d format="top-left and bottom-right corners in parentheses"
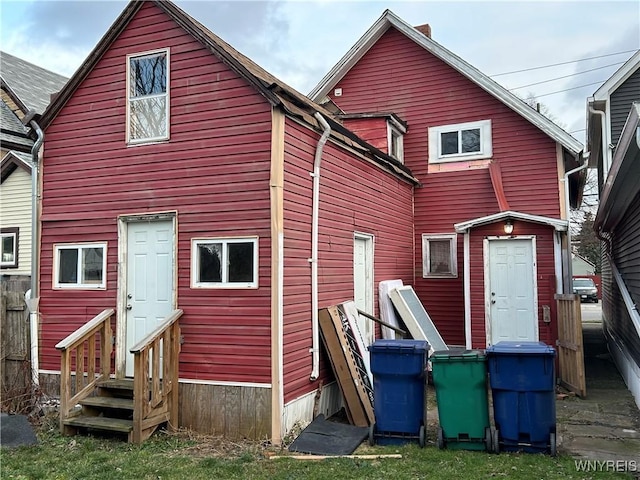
top-left (126, 304), bottom-right (132, 310)
top-left (491, 300), bottom-right (496, 304)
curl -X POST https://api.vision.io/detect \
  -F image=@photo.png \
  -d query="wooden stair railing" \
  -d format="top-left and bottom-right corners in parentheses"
top-left (55, 308), bottom-right (183, 443)
top-left (130, 309), bottom-right (183, 443)
top-left (55, 308), bottom-right (115, 435)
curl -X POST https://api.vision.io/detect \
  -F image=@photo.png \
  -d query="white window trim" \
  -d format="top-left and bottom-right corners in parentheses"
top-left (422, 233), bottom-right (458, 278)
top-left (0, 229), bottom-right (18, 268)
top-left (387, 121), bottom-right (404, 163)
top-left (53, 242), bottom-right (107, 289)
top-left (126, 48), bottom-right (170, 145)
top-left (428, 119), bottom-right (492, 163)
top-left (191, 236), bottom-right (259, 289)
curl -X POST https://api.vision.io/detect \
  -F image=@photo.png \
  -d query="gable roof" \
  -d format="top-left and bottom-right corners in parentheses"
top-left (454, 210), bottom-right (568, 233)
top-left (592, 50), bottom-right (640, 102)
top-left (309, 9), bottom-right (583, 158)
top-left (0, 51), bottom-right (68, 114)
top-left (39, 0), bottom-right (417, 185)
top-left (1, 150), bottom-right (32, 184)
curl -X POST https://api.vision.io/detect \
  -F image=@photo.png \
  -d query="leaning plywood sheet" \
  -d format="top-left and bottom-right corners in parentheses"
top-left (379, 280), bottom-right (403, 339)
top-left (318, 306), bottom-right (374, 427)
top-left (389, 286), bottom-right (448, 352)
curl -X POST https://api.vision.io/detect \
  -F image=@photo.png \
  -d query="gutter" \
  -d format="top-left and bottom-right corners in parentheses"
top-left (24, 112), bottom-right (44, 386)
top-left (310, 112), bottom-right (331, 381)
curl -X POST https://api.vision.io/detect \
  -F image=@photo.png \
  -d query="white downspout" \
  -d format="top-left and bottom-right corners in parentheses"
top-left (25, 117), bottom-right (44, 386)
top-left (310, 112), bottom-right (331, 381)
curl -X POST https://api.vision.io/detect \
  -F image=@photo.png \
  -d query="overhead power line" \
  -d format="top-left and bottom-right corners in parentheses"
top-left (491, 49), bottom-right (639, 77)
top-left (509, 61), bottom-right (624, 90)
top-left (534, 80), bottom-right (607, 99)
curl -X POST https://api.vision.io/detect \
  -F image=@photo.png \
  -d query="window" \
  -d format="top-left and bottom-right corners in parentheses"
top-left (422, 234), bottom-right (457, 278)
top-left (54, 243), bottom-right (107, 289)
top-left (1, 228), bottom-right (19, 268)
top-left (428, 120), bottom-right (492, 163)
top-left (127, 49), bottom-right (169, 144)
top-left (191, 237), bottom-right (258, 288)
top-left (388, 122), bottom-right (405, 163)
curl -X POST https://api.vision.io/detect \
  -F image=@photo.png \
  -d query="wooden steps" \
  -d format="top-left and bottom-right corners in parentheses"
top-left (62, 378), bottom-right (135, 439)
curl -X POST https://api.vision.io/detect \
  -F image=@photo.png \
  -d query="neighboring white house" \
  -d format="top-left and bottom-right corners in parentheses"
top-left (572, 252), bottom-right (596, 276)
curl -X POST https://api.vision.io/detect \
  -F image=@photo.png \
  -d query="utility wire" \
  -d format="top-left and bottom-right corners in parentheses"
top-left (491, 49), bottom-right (638, 77)
top-left (509, 62), bottom-right (624, 90)
top-left (534, 80), bottom-right (606, 98)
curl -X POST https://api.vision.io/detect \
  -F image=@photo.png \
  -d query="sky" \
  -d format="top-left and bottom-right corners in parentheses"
top-left (1, 0), bottom-right (639, 145)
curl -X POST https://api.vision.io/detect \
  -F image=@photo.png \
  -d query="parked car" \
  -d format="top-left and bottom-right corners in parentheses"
top-left (572, 278), bottom-right (598, 303)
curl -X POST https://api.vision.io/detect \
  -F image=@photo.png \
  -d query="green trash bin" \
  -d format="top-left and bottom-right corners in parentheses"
top-left (431, 349), bottom-right (495, 452)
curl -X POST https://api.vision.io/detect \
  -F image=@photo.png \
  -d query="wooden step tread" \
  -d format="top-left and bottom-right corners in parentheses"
top-left (64, 415), bottom-right (133, 433)
top-left (80, 396), bottom-right (134, 410)
top-left (97, 379), bottom-right (134, 390)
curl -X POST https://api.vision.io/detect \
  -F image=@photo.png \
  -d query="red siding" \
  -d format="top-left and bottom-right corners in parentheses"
top-left (330, 28), bottom-right (562, 345)
top-left (281, 118), bottom-right (414, 403)
top-left (468, 222), bottom-right (559, 348)
top-left (39, 3), bottom-right (274, 384)
top-left (341, 117), bottom-right (388, 153)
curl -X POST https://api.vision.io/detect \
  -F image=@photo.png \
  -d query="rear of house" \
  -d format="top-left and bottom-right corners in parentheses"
top-left (310, 11), bottom-right (583, 350)
top-left (36, 0), bottom-right (415, 442)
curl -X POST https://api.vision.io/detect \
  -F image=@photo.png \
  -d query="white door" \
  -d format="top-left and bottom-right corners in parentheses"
top-left (125, 220), bottom-right (175, 376)
top-left (354, 234), bottom-right (374, 345)
top-left (487, 238), bottom-right (537, 345)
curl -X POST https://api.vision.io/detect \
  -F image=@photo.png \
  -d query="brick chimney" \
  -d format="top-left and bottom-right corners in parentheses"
top-left (414, 24), bottom-right (431, 38)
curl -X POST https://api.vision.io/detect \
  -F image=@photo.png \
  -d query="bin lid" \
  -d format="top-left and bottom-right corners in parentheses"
top-left (369, 339), bottom-right (429, 353)
top-left (431, 348), bottom-right (485, 362)
top-left (486, 341), bottom-right (555, 356)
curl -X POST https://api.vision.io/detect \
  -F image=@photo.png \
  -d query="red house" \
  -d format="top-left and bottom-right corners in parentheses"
top-left (36, 1), bottom-right (416, 443)
top-left (310, 11), bottom-right (584, 349)
top-left (34, 3), bottom-right (585, 443)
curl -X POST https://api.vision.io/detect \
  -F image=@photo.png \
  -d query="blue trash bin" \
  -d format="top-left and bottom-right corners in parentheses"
top-left (368, 339), bottom-right (429, 447)
top-left (486, 341), bottom-right (557, 455)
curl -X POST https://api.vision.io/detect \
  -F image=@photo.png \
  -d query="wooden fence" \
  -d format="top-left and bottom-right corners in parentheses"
top-left (555, 294), bottom-right (587, 397)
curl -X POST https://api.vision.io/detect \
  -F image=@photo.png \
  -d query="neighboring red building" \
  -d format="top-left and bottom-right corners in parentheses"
top-left (37, 1), bottom-right (416, 443)
top-left (310, 11), bottom-right (584, 349)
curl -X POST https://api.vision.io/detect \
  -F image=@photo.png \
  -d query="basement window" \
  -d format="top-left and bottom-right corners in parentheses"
top-left (127, 49), bottom-right (169, 144)
top-left (191, 237), bottom-right (258, 288)
top-left (54, 243), bottom-right (106, 289)
top-left (0, 228), bottom-right (18, 268)
top-left (422, 234), bottom-right (457, 278)
top-left (428, 120), bottom-right (492, 163)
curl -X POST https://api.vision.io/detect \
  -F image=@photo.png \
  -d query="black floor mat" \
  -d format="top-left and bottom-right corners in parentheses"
top-left (288, 414), bottom-right (368, 455)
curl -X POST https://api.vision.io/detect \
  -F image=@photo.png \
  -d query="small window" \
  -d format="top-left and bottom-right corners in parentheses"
top-left (388, 123), bottom-right (404, 163)
top-left (127, 49), bottom-right (169, 144)
top-left (191, 237), bottom-right (258, 288)
top-left (54, 243), bottom-right (107, 289)
top-left (422, 234), bottom-right (457, 278)
top-left (428, 120), bottom-right (492, 163)
top-left (0, 228), bottom-right (19, 268)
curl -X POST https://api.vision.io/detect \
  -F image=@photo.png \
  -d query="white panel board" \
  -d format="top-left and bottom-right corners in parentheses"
top-left (389, 286), bottom-right (448, 352)
top-left (378, 279), bottom-right (403, 339)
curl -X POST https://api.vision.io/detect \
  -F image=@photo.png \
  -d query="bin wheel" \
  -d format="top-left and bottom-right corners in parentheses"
top-left (549, 432), bottom-right (557, 457)
top-left (484, 427), bottom-right (492, 452)
top-left (437, 427), bottom-right (445, 449)
top-left (492, 428), bottom-right (500, 454)
top-left (368, 423), bottom-right (375, 446)
top-left (419, 425), bottom-right (426, 448)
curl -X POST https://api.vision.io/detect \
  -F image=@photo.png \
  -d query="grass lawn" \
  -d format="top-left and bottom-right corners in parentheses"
top-left (1, 418), bottom-right (633, 480)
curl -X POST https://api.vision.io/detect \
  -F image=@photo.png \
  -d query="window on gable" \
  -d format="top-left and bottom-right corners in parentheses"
top-left (54, 243), bottom-right (107, 289)
top-left (428, 120), bottom-right (492, 163)
top-left (1, 228), bottom-right (19, 268)
top-left (191, 237), bottom-right (258, 288)
top-left (422, 234), bottom-right (457, 278)
top-left (387, 119), bottom-right (406, 163)
top-left (127, 49), bottom-right (169, 144)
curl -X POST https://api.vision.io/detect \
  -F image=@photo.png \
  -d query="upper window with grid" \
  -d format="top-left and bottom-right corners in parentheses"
top-left (127, 49), bottom-right (169, 144)
top-left (428, 120), bottom-right (492, 163)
